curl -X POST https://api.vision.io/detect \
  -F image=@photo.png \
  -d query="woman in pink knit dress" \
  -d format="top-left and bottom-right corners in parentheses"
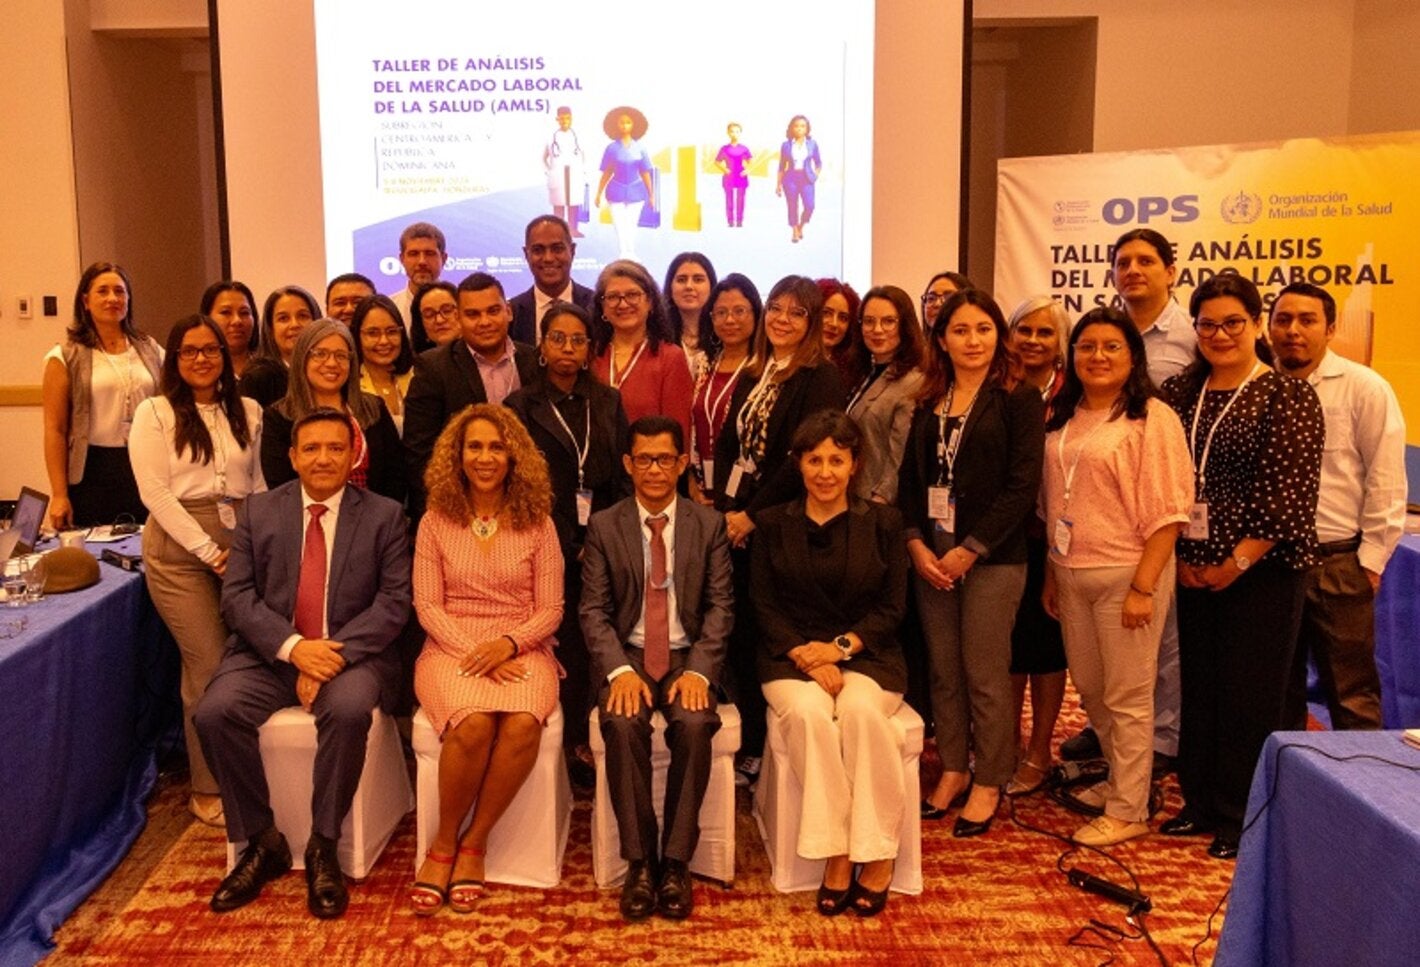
top-left (410, 403), bottom-right (565, 915)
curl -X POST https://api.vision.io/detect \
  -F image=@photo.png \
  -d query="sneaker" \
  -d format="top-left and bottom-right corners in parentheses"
top-left (1060, 727), bottom-right (1102, 761)
top-left (1072, 815), bottom-right (1150, 847)
top-left (734, 755), bottom-right (762, 787)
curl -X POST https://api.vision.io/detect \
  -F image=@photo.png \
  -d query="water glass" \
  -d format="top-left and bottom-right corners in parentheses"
top-left (2, 559), bottom-right (24, 607)
top-left (23, 557), bottom-right (44, 603)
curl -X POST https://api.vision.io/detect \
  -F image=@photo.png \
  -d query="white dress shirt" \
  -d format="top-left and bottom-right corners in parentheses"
top-left (277, 484), bottom-right (347, 660)
top-left (534, 282), bottom-right (575, 329)
top-left (608, 499), bottom-right (706, 684)
top-left (390, 287), bottom-right (415, 333)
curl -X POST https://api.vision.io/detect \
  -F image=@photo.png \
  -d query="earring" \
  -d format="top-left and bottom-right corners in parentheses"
top-left (537, 352), bottom-right (547, 367)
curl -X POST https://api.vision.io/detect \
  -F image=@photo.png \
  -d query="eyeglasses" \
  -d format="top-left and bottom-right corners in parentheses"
top-left (545, 331), bottom-right (589, 348)
top-left (1194, 317), bottom-right (1250, 338)
top-left (362, 327), bottom-right (403, 343)
top-left (178, 345), bottom-right (223, 361)
top-left (711, 306), bottom-right (754, 322)
top-left (421, 304), bottom-right (458, 321)
top-left (604, 291), bottom-right (645, 307)
top-left (308, 348), bottom-right (352, 365)
top-left (1074, 340), bottom-right (1127, 357)
top-left (630, 454), bottom-right (680, 470)
top-left (921, 292), bottom-right (952, 307)
top-left (765, 301), bottom-right (809, 322)
top-left (861, 315), bottom-right (900, 330)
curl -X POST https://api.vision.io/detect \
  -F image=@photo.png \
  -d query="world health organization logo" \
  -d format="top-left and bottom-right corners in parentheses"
top-left (1220, 190), bottom-right (1263, 224)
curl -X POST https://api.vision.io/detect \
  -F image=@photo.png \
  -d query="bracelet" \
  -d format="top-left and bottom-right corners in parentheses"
top-left (504, 634), bottom-right (518, 656)
top-left (1129, 583), bottom-right (1154, 596)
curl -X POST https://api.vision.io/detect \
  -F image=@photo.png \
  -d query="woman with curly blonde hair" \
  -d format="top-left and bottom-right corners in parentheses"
top-left (410, 403), bottom-right (565, 916)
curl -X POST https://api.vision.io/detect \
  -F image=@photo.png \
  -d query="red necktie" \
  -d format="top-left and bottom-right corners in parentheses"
top-left (294, 504), bottom-right (328, 640)
top-left (643, 513), bottom-right (670, 681)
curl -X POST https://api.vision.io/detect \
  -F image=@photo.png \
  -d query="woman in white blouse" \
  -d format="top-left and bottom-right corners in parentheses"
top-left (129, 314), bottom-right (265, 827)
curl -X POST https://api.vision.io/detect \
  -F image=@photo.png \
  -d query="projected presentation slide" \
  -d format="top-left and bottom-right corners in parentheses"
top-left (314, 0), bottom-right (874, 299)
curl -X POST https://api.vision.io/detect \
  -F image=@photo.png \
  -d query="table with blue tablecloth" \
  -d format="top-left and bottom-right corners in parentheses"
top-left (1375, 533), bottom-right (1420, 728)
top-left (1215, 730), bottom-right (1420, 967)
top-left (0, 538), bottom-right (178, 967)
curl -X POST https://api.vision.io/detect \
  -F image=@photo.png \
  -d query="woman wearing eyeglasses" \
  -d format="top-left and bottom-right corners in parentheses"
top-left (258, 319), bottom-right (406, 503)
top-left (129, 314), bottom-right (265, 827)
top-left (590, 260), bottom-right (694, 446)
top-left (507, 302), bottom-right (631, 773)
top-left (846, 285), bottom-right (924, 505)
top-left (688, 274), bottom-right (763, 504)
top-left (1159, 273), bottom-right (1322, 861)
top-left (918, 271), bottom-right (974, 334)
top-left (411, 281), bottom-right (462, 353)
top-left (351, 295), bottom-right (415, 436)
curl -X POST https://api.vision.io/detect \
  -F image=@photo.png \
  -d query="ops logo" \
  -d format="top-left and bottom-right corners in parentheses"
top-left (379, 257), bottom-right (402, 276)
top-left (1101, 195), bottom-right (1200, 225)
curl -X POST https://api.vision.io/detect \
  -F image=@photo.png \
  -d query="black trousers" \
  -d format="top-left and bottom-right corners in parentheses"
top-left (70, 444), bottom-right (147, 528)
top-left (1177, 562), bottom-right (1305, 839)
top-left (195, 659), bottom-right (382, 844)
top-left (727, 543), bottom-right (766, 757)
top-left (597, 648), bottom-right (720, 864)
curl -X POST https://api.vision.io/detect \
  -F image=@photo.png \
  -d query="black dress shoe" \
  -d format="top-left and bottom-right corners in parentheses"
top-left (1151, 752), bottom-right (1177, 779)
top-left (620, 859), bottom-right (658, 922)
top-left (304, 834), bottom-right (349, 920)
top-left (1061, 727), bottom-right (1102, 761)
top-left (211, 831), bottom-right (292, 912)
top-left (657, 859), bottom-right (693, 919)
top-left (1207, 835), bottom-right (1240, 860)
top-left (952, 814), bottom-right (994, 838)
top-left (1159, 812), bottom-right (1214, 837)
top-left (567, 757), bottom-right (596, 790)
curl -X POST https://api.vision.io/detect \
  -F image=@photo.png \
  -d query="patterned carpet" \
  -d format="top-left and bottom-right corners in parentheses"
top-left (49, 696), bottom-right (1237, 966)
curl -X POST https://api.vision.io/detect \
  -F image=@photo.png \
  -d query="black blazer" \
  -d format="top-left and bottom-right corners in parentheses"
top-left (505, 370), bottom-right (632, 559)
top-left (260, 398), bottom-right (407, 505)
top-left (750, 498), bottom-right (908, 693)
top-left (238, 358), bottom-right (288, 409)
top-left (508, 282), bottom-right (596, 346)
top-left (403, 339), bottom-right (540, 497)
top-left (897, 382), bottom-right (1044, 564)
top-left (712, 362), bottom-right (846, 517)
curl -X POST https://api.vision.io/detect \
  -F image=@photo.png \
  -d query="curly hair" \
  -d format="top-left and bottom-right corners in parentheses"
top-left (423, 403), bottom-right (552, 531)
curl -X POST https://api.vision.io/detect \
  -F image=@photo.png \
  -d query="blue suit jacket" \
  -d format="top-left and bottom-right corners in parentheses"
top-left (216, 480), bottom-right (412, 707)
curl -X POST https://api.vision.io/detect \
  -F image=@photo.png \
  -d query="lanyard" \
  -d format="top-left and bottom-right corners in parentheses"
top-left (200, 404), bottom-right (230, 498)
top-left (98, 345), bottom-right (138, 421)
top-left (847, 365), bottom-right (886, 414)
top-left (701, 354), bottom-right (745, 444)
top-left (547, 396), bottom-right (591, 489)
top-left (1056, 411), bottom-right (1108, 508)
top-left (609, 340), bottom-right (647, 389)
top-left (935, 384), bottom-right (979, 488)
top-left (1188, 362), bottom-right (1264, 494)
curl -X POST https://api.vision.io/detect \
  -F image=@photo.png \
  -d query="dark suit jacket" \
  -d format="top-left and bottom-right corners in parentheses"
top-left (238, 357), bottom-right (288, 409)
top-left (579, 496), bottom-right (734, 689)
top-left (508, 282), bottom-right (595, 346)
top-left (260, 398), bottom-right (407, 505)
top-left (712, 361), bottom-right (846, 518)
top-left (403, 339), bottom-right (539, 505)
top-left (216, 480), bottom-right (412, 708)
top-left (750, 498), bottom-right (908, 693)
top-left (505, 370), bottom-right (631, 559)
top-left (896, 382), bottom-right (1044, 564)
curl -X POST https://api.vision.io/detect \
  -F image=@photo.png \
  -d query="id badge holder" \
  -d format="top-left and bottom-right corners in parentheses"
top-left (726, 460), bottom-right (749, 499)
top-left (1053, 517), bottom-right (1073, 556)
top-left (575, 489), bottom-right (593, 527)
top-left (928, 486), bottom-right (953, 532)
top-left (1186, 502), bottom-right (1209, 541)
top-left (700, 458), bottom-right (714, 491)
top-left (217, 499), bottom-right (237, 530)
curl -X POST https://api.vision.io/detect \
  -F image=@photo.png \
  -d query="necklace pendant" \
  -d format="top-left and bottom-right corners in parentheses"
top-left (470, 514), bottom-right (499, 540)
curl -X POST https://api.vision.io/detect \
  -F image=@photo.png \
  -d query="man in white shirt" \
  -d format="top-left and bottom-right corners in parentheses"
top-left (507, 215), bottom-right (595, 345)
top-left (389, 222), bottom-right (447, 324)
top-left (1269, 282), bottom-right (1408, 729)
top-left (580, 416), bottom-right (734, 922)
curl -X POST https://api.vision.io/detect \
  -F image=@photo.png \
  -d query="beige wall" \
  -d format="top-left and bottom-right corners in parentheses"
top-left (1348, 0), bottom-right (1420, 134)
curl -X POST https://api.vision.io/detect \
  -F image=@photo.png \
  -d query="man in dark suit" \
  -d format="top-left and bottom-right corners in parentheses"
top-left (580, 415), bottom-right (734, 922)
top-left (403, 272), bottom-right (539, 510)
top-left (195, 408), bottom-right (411, 919)
top-left (507, 215), bottom-right (595, 345)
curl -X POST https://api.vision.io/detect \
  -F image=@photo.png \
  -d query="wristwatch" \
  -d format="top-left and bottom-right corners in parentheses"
top-left (834, 635), bottom-right (853, 662)
top-left (1230, 552), bottom-right (1253, 572)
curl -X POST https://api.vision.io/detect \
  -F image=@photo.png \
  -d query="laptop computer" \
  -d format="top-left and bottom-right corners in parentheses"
top-left (6, 487), bottom-right (49, 558)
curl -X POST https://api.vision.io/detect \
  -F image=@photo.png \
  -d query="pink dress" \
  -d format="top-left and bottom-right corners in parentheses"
top-left (413, 512), bottom-right (565, 734)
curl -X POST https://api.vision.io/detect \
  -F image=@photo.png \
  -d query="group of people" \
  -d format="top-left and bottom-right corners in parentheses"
top-left (39, 216), bottom-right (1407, 923)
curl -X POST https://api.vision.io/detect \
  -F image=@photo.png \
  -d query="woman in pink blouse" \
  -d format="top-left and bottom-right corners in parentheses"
top-left (410, 403), bottom-right (564, 915)
top-left (589, 260), bottom-right (693, 445)
top-left (1040, 307), bottom-right (1193, 847)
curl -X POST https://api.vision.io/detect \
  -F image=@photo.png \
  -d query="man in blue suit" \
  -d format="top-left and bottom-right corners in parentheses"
top-left (195, 408), bottom-right (411, 919)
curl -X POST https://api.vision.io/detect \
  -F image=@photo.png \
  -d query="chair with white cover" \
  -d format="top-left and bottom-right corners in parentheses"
top-left (411, 704), bottom-right (571, 888)
top-left (587, 702), bottom-right (741, 888)
top-left (753, 701), bottom-right (924, 894)
top-left (224, 706), bottom-right (412, 879)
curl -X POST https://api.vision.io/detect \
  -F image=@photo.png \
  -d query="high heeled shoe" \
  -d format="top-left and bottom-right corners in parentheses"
top-left (952, 814), bottom-right (995, 838)
top-left (816, 881), bottom-right (853, 916)
top-left (409, 849), bottom-right (454, 917)
top-left (447, 845), bottom-right (485, 914)
top-left (847, 863), bottom-right (894, 917)
top-left (920, 782), bottom-right (971, 819)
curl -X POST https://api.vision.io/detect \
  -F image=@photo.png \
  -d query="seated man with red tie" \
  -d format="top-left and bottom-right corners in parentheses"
top-left (579, 415), bottom-right (735, 921)
top-left (195, 407), bottom-right (411, 919)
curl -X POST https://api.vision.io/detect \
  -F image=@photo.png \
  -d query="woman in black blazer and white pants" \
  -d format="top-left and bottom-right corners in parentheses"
top-left (713, 275), bottom-right (846, 771)
top-left (752, 411), bottom-right (908, 917)
top-left (898, 289), bottom-right (1044, 837)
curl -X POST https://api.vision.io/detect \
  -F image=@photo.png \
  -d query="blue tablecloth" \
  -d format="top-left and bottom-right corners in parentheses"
top-left (1376, 533), bottom-right (1420, 728)
top-left (1216, 730), bottom-right (1420, 967)
top-left (0, 538), bottom-right (178, 967)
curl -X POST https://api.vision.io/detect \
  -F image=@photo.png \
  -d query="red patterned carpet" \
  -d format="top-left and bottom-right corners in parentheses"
top-left (49, 695), bottom-right (1238, 965)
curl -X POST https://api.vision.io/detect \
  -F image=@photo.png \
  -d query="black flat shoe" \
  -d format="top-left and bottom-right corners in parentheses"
top-left (211, 832), bottom-right (292, 913)
top-left (952, 814), bottom-right (994, 838)
top-left (1160, 812), bottom-right (1214, 837)
top-left (656, 859), bottom-right (693, 920)
top-left (620, 859), bottom-right (658, 922)
top-left (1207, 835), bottom-right (1239, 860)
top-left (304, 834), bottom-right (349, 920)
top-left (1060, 727), bottom-right (1101, 761)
